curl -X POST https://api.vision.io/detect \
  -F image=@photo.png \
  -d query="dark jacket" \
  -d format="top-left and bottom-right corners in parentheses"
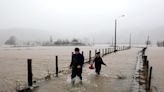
top-left (93, 57), bottom-right (106, 69)
top-left (70, 53), bottom-right (84, 69)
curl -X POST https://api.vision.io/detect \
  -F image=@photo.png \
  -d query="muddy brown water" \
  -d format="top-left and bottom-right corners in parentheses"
top-left (35, 48), bottom-right (140, 92)
top-left (0, 46), bottom-right (108, 92)
top-left (1, 46), bottom-right (162, 92)
top-left (146, 47), bottom-right (164, 92)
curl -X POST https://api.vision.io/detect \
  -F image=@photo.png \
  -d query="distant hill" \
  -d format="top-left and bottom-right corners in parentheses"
top-left (0, 28), bottom-right (55, 45)
top-left (0, 27), bottom-right (164, 45)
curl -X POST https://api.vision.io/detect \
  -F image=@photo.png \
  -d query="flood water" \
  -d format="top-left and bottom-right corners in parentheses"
top-left (33, 48), bottom-right (140, 92)
top-left (146, 47), bottom-right (164, 92)
top-left (0, 45), bottom-right (108, 92)
top-left (0, 46), bottom-right (163, 92)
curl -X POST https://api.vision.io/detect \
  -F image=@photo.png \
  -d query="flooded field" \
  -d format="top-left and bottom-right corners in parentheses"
top-left (0, 45), bottom-right (109, 92)
top-left (146, 47), bottom-right (164, 92)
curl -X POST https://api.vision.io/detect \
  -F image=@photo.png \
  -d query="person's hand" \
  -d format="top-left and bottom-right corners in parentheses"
top-left (77, 65), bottom-right (81, 68)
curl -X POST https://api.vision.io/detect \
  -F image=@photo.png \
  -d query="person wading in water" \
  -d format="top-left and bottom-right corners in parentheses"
top-left (70, 48), bottom-right (84, 85)
top-left (93, 52), bottom-right (107, 75)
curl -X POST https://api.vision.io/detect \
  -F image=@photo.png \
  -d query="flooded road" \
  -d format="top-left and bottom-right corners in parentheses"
top-left (35, 48), bottom-right (139, 92)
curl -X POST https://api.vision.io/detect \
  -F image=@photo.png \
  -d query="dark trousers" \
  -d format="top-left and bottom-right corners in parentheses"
top-left (95, 66), bottom-right (101, 75)
top-left (71, 68), bottom-right (82, 80)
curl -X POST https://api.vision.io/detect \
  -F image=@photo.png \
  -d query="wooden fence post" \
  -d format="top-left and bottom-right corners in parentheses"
top-left (27, 59), bottom-right (33, 86)
top-left (95, 49), bottom-right (97, 56)
top-left (82, 51), bottom-right (84, 55)
top-left (102, 49), bottom-right (104, 56)
top-left (143, 56), bottom-right (147, 66)
top-left (56, 56), bottom-right (58, 77)
top-left (89, 50), bottom-right (91, 63)
top-left (148, 66), bottom-right (152, 90)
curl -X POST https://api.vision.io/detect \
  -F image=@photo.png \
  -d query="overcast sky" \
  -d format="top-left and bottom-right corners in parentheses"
top-left (0, 0), bottom-right (164, 45)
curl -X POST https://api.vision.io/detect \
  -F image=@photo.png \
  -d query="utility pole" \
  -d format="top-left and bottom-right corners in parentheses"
top-left (129, 33), bottom-right (131, 48)
top-left (146, 35), bottom-right (150, 47)
top-left (111, 37), bottom-right (113, 47)
top-left (114, 15), bottom-right (125, 52)
top-left (114, 19), bottom-right (117, 52)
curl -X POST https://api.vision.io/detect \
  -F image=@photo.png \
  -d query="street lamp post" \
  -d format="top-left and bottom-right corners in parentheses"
top-left (114, 15), bottom-right (125, 52)
top-left (114, 19), bottom-right (117, 52)
top-left (129, 33), bottom-right (131, 48)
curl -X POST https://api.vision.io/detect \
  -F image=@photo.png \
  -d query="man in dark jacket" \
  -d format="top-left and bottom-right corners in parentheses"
top-left (93, 52), bottom-right (106, 75)
top-left (70, 48), bottom-right (84, 85)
